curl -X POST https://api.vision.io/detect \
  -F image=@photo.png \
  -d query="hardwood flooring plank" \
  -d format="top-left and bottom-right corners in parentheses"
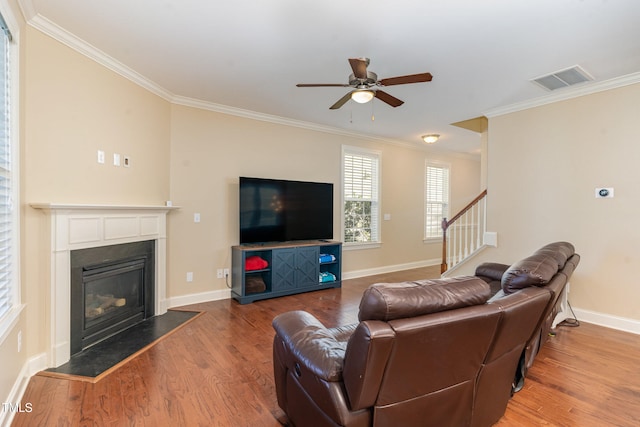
top-left (11, 265), bottom-right (640, 426)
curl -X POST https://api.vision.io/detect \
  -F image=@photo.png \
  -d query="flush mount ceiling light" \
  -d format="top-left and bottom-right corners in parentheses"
top-left (422, 134), bottom-right (440, 144)
top-left (351, 89), bottom-right (375, 104)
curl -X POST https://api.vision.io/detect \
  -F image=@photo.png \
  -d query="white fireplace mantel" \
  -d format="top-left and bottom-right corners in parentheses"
top-left (31, 203), bottom-right (179, 367)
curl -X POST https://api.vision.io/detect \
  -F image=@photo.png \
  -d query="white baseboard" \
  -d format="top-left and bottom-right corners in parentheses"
top-left (166, 259), bottom-right (440, 307)
top-left (164, 259), bottom-right (440, 308)
top-left (27, 353), bottom-right (48, 376)
top-left (167, 288), bottom-right (231, 309)
top-left (2, 296), bottom-right (634, 427)
top-left (572, 307), bottom-right (640, 335)
top-left (342, 258), bottom-right (441, 280)
top-left (1, 352), bottom-right (48, 427)
top-left (0, 364), bottom-right (29, 427)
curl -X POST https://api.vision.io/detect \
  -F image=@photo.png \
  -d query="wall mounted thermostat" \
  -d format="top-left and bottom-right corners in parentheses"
top-left (595, 187), bottom-right (614, 198)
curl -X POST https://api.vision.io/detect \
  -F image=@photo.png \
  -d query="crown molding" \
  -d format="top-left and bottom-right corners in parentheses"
top-left (485, 72), bottom-right (640, 118)
top-left (23, 9), bottom-right (478, 159)
top-left (16, 0), bottom-right (35, 22)
top-left (172, 96), bottom-right (480, 160)
top-left (173, 95), bottom-right (407, 144)
top-left (26, 13), bottom-right (174, 102)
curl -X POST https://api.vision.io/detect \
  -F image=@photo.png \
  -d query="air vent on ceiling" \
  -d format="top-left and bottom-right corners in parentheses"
top-left (531, 65), bottom-right (594, 91)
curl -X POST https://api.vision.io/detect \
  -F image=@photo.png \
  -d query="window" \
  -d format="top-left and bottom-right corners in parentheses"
top-left (0, 8), bottom-right (18, 340)
top-left (342, 146), bottom-right (380, 245)
top-left (425, 162), bottom-right (450, 239)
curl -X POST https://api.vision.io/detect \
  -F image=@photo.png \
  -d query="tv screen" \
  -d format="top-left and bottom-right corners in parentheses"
top-left (239, 177), bottom-right (333, 244)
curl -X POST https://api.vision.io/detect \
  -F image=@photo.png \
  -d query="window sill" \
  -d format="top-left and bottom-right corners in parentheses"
top-left (0, 304), bottom-right (25, 347)
top-left (423, 237), bottom-right (442, 244)
top-left (343, 242), bottom-right (381, 251)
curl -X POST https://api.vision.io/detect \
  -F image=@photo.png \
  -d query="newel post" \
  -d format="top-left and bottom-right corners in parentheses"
top-left (441, 217), bottom-right (448, 273)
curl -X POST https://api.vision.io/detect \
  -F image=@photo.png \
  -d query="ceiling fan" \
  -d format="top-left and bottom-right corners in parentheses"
top-left (296, 57), bottom-right (433, 110)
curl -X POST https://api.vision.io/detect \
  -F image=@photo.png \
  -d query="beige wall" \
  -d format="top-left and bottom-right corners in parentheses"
top-left (23, 28), bottom-right (171, 204)
top-left (460, 83), bottom-right (640, 322)
top-left (168, 103), bottom-right (481, 298)
top-left (12, 25), bottom-right (171, 401)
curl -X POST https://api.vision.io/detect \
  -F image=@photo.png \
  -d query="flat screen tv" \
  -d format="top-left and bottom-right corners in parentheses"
top-left (239, 177), bottom-right (333, 244)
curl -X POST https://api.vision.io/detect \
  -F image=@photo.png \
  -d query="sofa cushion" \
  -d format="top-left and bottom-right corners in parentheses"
top-left (534, 241), bottom-right (575, 268)
top-left (501, 254), bottom-right (559, 294)
top-left (475, 262), bottom-right (510, 281)
top-left (358, 276), bottom-right (491, 322)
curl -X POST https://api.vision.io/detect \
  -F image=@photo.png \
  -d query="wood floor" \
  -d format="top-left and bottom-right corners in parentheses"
top-left (12, 266), bottom-right (640, 426)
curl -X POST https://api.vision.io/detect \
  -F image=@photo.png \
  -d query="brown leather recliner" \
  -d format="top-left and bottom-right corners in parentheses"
top-left (272, 275), bottom-right (553, 427)
top-left (474, 241), bottom-right (580, 377)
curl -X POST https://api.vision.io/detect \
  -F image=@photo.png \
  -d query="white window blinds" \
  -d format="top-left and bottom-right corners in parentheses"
top-left (425, 163), bottom-right (450, 239)
top-left (343, 148), bottom-right (380, 244)
top-left (0, 15), bottom-right (12, 320)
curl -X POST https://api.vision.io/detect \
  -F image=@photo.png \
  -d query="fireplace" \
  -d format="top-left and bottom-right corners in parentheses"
top-left (31, 203), bottom-right (176, 368)
top-left (70, 240), bottom-right (155, 355)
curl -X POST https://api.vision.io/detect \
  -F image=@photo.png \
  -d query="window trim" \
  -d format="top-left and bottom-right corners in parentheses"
top-left (0, 2), bottom-right (22, 347)
top-left (341, 145), bottom-right (382, 248)
top-left (424, 161), bottom-right (451, 242)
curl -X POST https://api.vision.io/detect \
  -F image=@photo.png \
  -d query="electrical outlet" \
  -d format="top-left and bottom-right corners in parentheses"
top-left (223, 268), bottom-right (230, 278)
top-left (217, 269), bottom-right (223, 279)
top-left (194, 213), bottom-right (201, 223)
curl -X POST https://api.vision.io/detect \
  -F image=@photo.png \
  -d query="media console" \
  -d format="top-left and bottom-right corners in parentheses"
top-left (231, 240), bottom-right (342, 304)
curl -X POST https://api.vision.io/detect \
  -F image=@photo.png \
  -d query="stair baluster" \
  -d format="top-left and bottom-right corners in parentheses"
top-left (441, 190), bottom-right (488, 273)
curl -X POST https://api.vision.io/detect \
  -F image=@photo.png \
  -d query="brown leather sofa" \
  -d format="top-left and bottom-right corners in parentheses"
top-left (474, 241), bottom-right (580, 380)
top-left (272, 242), bottom-right (579, 427)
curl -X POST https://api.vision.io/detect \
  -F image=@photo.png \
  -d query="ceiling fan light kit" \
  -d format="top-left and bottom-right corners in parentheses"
top-left (297, 57), bottom-right (433, 109)
top-left (422, 134), bottom-right (440, 144)
top-left (351, 90), bottom-right (375, 104)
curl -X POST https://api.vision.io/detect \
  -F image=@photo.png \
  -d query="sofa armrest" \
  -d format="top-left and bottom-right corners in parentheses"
top-left (475, 262), bottom-right (510, 281)
top-left (272, 310), bottom-right (349, 381)
top-left (342, 320), bottom-right (395, 410)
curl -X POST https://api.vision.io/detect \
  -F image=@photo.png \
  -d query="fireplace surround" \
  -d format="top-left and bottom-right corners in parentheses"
top-left (31, 203), bottom-right (177, 368)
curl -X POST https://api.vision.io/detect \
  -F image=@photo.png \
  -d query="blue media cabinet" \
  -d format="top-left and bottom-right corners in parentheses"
top-left (231, 241), bottom-right (342, 304)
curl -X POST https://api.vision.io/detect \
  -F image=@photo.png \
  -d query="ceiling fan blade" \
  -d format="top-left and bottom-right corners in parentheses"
top-left (348, 58), bottom-right (369, 80)
top-left (379, 72), bottom-right (433, 86)
top-left (296, 83), bottom-right (351, 87)
top-left (374, 90), bottom-right (404, 107)
top-left (330, 91), bottom-right (355, 110)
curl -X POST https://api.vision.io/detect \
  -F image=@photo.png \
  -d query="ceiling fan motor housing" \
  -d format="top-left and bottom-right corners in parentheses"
top-left (349, 71), bottom-right (378, 87)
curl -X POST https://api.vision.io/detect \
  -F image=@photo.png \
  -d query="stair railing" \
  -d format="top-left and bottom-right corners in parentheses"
top-left (441, 189), bottom-right (487, 273)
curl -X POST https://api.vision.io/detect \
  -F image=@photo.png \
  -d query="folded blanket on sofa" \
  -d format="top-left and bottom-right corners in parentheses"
top-left (245, 255), bottom-right (268, 271)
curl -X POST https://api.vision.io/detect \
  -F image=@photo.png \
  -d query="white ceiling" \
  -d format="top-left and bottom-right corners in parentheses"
top-left (19, 0), bottom-right (640, 155)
